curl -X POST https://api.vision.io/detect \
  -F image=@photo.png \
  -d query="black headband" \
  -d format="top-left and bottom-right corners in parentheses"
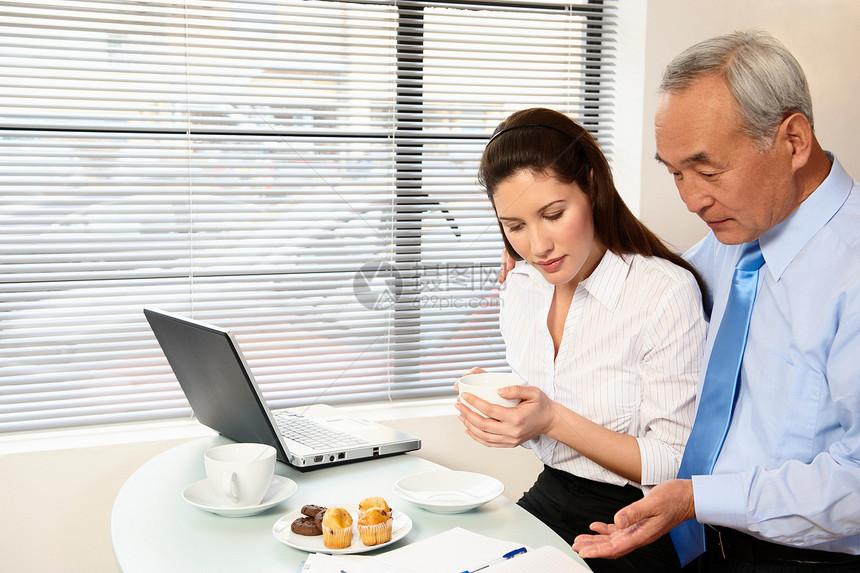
top-left (486, 123), bottom-right (573, 146)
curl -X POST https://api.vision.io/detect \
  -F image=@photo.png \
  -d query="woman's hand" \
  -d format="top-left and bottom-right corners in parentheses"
top-left (454, 367), bottom-right (486, 393)
top-left (455, 385), bottom-right (556, 448)
top-left (457, 378), bottom-right (645, 482)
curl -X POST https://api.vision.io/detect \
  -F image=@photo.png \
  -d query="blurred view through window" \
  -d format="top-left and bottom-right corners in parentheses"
top-left (0, 0), bottom-right (617, 432)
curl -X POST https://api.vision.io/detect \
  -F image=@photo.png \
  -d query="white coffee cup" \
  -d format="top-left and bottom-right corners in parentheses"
top-left (204, 443), bottom-right (276, 507)
top-left (457, 372), bottom-right (528, 418)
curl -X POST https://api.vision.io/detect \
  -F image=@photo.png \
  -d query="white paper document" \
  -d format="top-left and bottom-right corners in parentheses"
top-left (299, 552), bottom-right (367, 573)
top-left (482, 545), bottom-right (591, 572)
top-left (337, 527), bottom-right (589, 573)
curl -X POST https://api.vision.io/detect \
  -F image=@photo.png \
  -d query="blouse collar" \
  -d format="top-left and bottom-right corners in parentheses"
top-left (512, 248), bottom-right (631, 311)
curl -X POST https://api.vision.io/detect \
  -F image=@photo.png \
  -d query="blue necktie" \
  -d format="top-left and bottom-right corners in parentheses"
top-left (671, 240), bottom-right (765, 566)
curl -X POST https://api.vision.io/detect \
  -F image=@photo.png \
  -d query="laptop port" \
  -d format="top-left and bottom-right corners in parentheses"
top-left (373, 447), bottom-right (380, 456)
top-left (314, 455), bottom-right (323, 463)
top-left (337, 452), bottom-right (346, 460)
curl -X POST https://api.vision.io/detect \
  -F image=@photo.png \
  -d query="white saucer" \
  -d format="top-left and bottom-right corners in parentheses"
top-left (182, 475), bottom-right (298, 517)
top-left (272, 503), bottom-right (412, 555)
top-left (393, 471), bottom-right (504, 514)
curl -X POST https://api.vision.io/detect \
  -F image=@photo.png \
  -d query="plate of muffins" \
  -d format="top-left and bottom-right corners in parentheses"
top-left (272, 496), bottom-right (412, 554)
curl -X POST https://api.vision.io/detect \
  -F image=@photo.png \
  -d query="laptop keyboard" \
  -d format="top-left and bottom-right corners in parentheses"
top-left (274, 411), bottom-right (369, 450)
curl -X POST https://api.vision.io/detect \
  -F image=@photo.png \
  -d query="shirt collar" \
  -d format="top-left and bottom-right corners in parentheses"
top-left (511, 249), bottom-right (631, 311)
top-left (759, 153), bottom-right (852, 281)
top-left (582, 249), bottom-right (631, 311)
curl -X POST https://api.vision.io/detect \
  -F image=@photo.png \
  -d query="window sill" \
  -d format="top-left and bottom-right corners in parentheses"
top-left (0, 397), bottom-right (456, 454)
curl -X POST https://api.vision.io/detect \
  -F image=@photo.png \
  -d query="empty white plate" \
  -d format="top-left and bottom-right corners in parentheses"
top-left (392, 471), bottom-right (504, 514)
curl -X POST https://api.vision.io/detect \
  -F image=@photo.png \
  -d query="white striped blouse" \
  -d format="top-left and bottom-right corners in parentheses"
top-left (499, 250), bottom-right (706, 489)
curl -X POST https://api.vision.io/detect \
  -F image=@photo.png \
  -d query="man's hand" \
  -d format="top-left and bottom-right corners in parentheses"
top-left (572, 479), bottom-right (696, 559)
top-left (498, 249), bottom-right (516, 284)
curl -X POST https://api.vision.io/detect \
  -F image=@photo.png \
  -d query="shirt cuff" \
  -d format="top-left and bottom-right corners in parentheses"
top-left (692, 473), bottom-right (747, 530)
top-left (637, 437), bottom-right (681, 486)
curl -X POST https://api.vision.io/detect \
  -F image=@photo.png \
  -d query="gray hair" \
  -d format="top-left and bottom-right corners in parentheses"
top-left (659, 30), bottom-right (813, 150)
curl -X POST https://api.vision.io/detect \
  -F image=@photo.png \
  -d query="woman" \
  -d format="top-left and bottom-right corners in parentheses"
top-left (455, 108), bottom-right (706, 572)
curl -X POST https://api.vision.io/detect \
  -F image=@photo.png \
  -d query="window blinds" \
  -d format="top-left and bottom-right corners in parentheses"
top-left (0, 0), bottom-right (617, 433)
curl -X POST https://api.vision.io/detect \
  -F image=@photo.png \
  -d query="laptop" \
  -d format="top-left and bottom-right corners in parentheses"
top-left (143, 308), bottom-right (421, 469)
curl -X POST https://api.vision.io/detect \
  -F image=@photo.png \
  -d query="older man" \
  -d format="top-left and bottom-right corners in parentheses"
top-left (570, 31), bottom-right (860, 571)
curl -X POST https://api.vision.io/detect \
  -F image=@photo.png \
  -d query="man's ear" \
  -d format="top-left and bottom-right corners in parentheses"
top-left (781, 113), bottom-right (814, 171)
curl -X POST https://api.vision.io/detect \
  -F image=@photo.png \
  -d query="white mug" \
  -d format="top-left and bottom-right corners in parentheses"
top-left (204, 443), bottom-right (276, 507)
top-left (457, 372), bottom-right (527, 418)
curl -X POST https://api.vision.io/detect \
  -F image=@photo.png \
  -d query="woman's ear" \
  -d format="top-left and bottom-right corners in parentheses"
top-left (587, 168), bottom-right (597, 204)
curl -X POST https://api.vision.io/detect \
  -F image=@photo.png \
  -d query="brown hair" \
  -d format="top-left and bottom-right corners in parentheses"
top-left (479, 107), bottom-right (704, 295)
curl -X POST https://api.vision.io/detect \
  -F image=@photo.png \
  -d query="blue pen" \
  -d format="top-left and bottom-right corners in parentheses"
top-left (460, 547), bottom-right (528, 573)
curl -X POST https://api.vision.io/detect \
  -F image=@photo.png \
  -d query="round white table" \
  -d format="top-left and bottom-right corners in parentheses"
top-left (112, 435), bottom-right (590, 572)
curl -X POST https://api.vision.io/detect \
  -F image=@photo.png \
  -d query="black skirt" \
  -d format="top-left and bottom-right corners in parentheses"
top-left (517, 464), bottom-right (682, 573)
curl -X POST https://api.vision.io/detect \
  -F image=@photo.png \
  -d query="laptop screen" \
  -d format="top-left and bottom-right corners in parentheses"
top-left (144, 309), bottom-right (286, 456)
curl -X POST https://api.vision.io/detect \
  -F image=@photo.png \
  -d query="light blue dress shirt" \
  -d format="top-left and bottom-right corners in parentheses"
top-left (684, 154), bottom-right (860, 554)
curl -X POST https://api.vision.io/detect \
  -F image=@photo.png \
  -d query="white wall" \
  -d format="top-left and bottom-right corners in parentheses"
top-left (4, 3), bottom-right (859, 571)
top-left (1, 437), bottom-right (198, 573)
top-left (633, 0), bottom-right (860, 252)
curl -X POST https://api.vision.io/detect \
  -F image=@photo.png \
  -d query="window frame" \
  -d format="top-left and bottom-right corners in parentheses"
top-left (0, 0), bottom-right (617, 433)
